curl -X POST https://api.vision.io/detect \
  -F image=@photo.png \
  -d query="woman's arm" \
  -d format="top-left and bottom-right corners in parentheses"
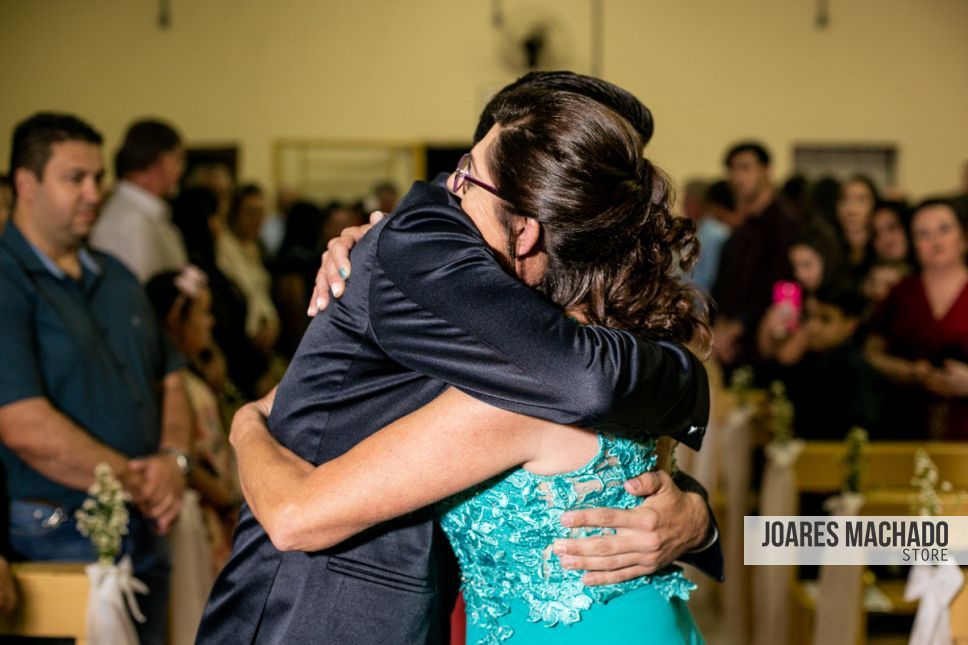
top-left (863, 334), bottom-right (926, 386)
top-left (231, 387), bottom-right (552, 552)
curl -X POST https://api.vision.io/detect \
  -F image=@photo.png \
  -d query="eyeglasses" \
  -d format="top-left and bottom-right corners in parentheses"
top-left (452, 153), bottom-right (502, 199)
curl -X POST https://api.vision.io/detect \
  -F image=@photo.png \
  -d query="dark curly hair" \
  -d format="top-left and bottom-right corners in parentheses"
top-left (487, 88), bottom-right (708, 351)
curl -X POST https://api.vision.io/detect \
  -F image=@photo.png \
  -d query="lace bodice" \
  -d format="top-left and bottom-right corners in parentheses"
top-left (439, 433), bottom-right (695, 644)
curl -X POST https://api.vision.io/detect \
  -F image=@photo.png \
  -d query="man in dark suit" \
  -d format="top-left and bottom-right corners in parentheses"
top-left (199, 72), bottom-right (720, 644)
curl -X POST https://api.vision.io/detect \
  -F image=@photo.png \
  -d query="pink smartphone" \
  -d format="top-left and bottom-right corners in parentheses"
top-left (772, 281), bottom-right (803, 331)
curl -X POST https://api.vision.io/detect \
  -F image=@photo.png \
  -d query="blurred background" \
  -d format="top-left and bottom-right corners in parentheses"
top-left (1, 0), bottom-right (966, 200)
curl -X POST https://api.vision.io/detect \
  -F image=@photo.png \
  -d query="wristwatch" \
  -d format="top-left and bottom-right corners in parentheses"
top-left (162, 448), bottom-right (192, 476)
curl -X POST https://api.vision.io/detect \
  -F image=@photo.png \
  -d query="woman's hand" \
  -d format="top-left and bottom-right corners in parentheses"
top-left (921, 360), bottom-right (968, 397)
top-left (307, 211), bottom-right (385, 316)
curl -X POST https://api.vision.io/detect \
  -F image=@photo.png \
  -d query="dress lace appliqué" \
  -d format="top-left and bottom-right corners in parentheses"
top-left (439, 434), bottom-right (695, 644)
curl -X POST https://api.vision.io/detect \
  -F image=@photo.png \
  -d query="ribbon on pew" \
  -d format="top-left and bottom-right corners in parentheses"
top-left (904, 562), bottom-right (965, 645)
top-left (85, 554), bottom-right (147, 645)
top-left (753, 438), bottom-right (805, 645)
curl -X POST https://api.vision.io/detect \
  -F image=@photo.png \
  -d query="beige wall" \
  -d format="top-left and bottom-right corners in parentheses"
top-left (1, 0), bottom-right (966, 198)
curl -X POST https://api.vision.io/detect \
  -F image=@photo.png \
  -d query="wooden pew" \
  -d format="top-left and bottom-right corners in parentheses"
top-left (790, 441), bottom-right (968, 644)
top-left (0, 561), bottom-right (89, 643)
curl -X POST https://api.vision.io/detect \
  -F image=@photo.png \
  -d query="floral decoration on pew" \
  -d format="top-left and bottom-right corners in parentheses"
top-left (765, 381), bottom-right (794, 445)
top-left (75, 463), bottom-right (131, 565)
top-left (842, 427), bottom-right (869, 495)
top-left (74, 463), bottom-right (148, 645)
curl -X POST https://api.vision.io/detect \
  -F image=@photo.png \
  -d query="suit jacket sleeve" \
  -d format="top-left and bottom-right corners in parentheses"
top-left (370, 182), bottom-right (708, 448)
top-left (673, 470), bottom-right (724, 581)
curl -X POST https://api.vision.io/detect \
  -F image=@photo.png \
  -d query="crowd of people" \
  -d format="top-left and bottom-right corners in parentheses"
top-left (691, 142), bottom-right (968, 441)
top-left (0, 113), bottom-right (393, 643)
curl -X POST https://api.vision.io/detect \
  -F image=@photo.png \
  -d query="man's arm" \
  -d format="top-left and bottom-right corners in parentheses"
top-left (231, 387), bottom-right (719, 579)
top-left (368, 183), bottom-right (707, 446)
top-left (0, 397), bottom-right (136, 491)
top-left (128, 370), bottom-right (190, 534)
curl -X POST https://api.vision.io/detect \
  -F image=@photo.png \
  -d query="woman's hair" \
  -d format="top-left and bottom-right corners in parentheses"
top-left (145, 266), bottom-right (208, 327)
top-left (912, 197), bottom-right (968, 233)
top-left (228, 183), bottom-right (264, 228)
top-left (487, 88), bottom-right (707, 350)
top-left (173, 186), bottom-right (220, 265)
top-left (806, 176), bottom-right (841, 228)
top-left (840, 174), bottom-right (881, 207)
top-left (792, 219), bottom-right (847, 288)
top-left (279, 201), bottom-right (326, 253)
top-left (867, 199), bottom-right (913, 263)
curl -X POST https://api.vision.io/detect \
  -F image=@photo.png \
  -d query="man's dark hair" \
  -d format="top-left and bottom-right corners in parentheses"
top-left (705, 180), bottom-right (735, 211)
top-left (724, 141), bottom-right (771, 167)
top-left (115, 118), bottom-right (181, 177)
top-left (8, 112), bottom-right (103, 194)
top-left (475, 71), bottom-right (653, 146)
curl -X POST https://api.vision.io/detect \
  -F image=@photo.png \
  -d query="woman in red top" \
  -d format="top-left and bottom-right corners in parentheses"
top-left (866, 199), bottom-right (968, 439)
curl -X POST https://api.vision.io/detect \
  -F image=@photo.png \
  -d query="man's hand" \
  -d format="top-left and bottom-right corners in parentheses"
top-left (307, 211), bottom-right (385, 316)
top-left (127, 454), bottom-right (186, 534)
top-left (552, 470), bottom-right (710, 586)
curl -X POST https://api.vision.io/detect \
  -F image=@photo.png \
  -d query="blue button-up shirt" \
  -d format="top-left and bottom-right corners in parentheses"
top-left (0, 222), bottom-right (181, 508)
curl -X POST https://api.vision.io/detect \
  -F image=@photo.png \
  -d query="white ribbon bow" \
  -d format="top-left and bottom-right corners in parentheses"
top-left (904, 562), bottom-right (965, 645)
top-left (115, 555), bottom-right (149, 623)
top-left (764, 437), bottom-right (805, 469)
top-left (86, 555), bottom-right (150, 645)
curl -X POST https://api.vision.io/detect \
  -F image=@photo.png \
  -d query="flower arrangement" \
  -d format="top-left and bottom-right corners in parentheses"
top-left (729, 365), bottom-right (754, 406)
top-left (75, 463), bottom-right (131, 565)
top-left (842, 426), bottom-right (869, 494)
top-left (766, 381), bottom-right (794, 445)
top-left (910, 449), bottom-right (950, 517)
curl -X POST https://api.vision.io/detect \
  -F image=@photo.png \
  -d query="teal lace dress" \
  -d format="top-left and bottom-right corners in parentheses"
top-left (439, 433), bottom-right (704, 644)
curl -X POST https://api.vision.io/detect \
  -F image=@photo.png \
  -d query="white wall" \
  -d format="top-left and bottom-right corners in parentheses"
top-left (1, 0), bottom-right (966, 197)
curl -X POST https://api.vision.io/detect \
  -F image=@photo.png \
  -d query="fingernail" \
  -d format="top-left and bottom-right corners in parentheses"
top-left (560, 556), bottom-right (576, 569)
top-left (552, 540), bottom-right (567, 555)
top-left (625, 478), bottom-right (641, 494)
top-left (561, 514), bottom-right (574, 527)
top-left (307, 305), bottom-right (314, 316)
top-left (338, 267), bottom-right (349, 279)
top-left (331, 284), bottom-right (343, 298)
top-left (316, 296), bottom-right (326, 310)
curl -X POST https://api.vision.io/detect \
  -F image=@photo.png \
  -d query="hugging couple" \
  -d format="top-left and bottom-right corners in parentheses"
top-left (198, 71), bottom-right (721, 645)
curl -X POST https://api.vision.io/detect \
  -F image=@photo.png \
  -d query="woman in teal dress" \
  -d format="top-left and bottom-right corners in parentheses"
top-left (231, 88), bottom-right (707, 644)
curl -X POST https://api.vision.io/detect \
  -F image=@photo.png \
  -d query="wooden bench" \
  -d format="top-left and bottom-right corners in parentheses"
top-left (0, 561), bottom-right (89, 644)
top-left (790, 441), bottom-right (968, 644)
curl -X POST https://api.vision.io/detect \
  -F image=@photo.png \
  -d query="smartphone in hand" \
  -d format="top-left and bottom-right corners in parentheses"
top-left (772, 281), bottom-right (803, 332)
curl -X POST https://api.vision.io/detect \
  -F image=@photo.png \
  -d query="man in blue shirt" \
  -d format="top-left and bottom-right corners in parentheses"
top-left (0, 112), bottom-right (193, 645)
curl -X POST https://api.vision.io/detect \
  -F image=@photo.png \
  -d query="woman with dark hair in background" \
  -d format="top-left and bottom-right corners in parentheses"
top-left (173, 187), bottom-right (271, 397)
top-left (835, 174), bottom-right (880, 278)
top-left (218, 183), bottom-right (281, 355)
top-left (757, 222), bottom-right (846, 366)
top-left (865, 199), bottom-right (968, 440)
top-left (271, 200), bottom-right (327, 356)
top-left (862, 200), bottom-right (914, 303)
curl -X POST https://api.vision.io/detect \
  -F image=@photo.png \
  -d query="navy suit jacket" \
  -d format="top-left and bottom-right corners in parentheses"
top-left (198, 181), bottom-right (718, 644)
